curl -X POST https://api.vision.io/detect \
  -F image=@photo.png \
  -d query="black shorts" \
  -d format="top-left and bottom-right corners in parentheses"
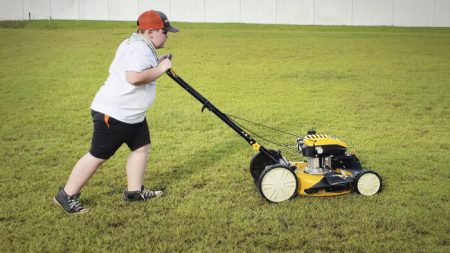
top-left (89, 110), bottom-right (151, 160)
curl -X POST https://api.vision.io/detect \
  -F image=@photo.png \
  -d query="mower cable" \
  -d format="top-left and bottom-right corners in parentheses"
top-left (225, 114), bottom-right (299, 153)
top-left (224, 113), bottom-right (300, 137)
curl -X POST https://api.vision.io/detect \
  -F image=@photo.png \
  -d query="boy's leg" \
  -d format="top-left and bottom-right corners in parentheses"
top-left (64, 152), bottom-right (106, 195)
top-left (126, 144), bottom-right (149, 191)
top-left (123, 119), bottom-right (162, 200)
top-left (124, 144), bottom-right (162, 201)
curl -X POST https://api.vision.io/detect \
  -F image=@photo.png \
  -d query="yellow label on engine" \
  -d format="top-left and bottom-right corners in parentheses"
top-left (303, 134), bottom-right (347, 148)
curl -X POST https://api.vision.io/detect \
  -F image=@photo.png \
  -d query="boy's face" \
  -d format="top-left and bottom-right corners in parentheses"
top-left (147, 29), bottom-right (168, 49)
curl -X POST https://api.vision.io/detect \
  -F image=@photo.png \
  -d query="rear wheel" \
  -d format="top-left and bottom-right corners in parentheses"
top-left (249, 149), bottom-right (279, 182)
top-left (257, 164), bottom-right (298, 203)
top-left (354, 170), bottom-right (382, 196)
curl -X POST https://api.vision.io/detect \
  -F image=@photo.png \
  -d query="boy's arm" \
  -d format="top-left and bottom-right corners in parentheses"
top-left (126, 58), bottom-right (172, 86)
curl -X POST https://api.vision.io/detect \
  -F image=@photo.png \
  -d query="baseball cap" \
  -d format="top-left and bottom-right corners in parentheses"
top-left (137, 10), bottom-right (179, 33)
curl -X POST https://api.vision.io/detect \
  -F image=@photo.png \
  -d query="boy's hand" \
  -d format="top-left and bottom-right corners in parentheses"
top-left (158, 54), bottom-right (171, 62)
top-left (158, 58), bottom-right (172, 72)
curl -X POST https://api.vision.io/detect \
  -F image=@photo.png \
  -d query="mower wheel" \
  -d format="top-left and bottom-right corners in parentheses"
top-left (257, 164), bottom-right (298, 203)
top-left (250, 149), bottom-right (279, 182)
top-left (354, 170), bottom-right (382, 196)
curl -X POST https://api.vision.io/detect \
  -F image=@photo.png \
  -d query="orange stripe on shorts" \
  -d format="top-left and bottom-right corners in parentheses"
top-left (104, 114), bottom-right (110, 128)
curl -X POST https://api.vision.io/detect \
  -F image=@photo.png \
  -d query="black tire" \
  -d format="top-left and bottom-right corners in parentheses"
top-left (249, 149), bottom-right (279, 182)
top-left (354, 170), bottom-right (382, 196)
top-left (257, 164), bottom-right (299, 203)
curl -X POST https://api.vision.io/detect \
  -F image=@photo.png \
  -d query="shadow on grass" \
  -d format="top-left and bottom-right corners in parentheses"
top-left (157, 139), bottom-right (245, 190)
top-left (80, 138), bottom-right (245, 202)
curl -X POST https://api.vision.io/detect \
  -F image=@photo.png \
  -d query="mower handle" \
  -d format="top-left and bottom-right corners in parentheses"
top-left (159, 53), bottom-right (172, 62)
top-left (164, 59), bottom-right (258, 145)
top-left (164, 55), bottom-right (282, 164)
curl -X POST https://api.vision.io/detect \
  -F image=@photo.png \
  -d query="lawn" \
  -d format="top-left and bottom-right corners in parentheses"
top-left (0, 20), bottom-right (449, 252)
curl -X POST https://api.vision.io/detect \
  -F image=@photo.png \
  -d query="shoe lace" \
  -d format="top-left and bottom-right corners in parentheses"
top-left (68, 196), bottom-right (85, 212)
top-left (139, 190), bottom-right (155, 200)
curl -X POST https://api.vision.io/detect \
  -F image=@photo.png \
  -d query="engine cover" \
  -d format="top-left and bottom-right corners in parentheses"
top-left (297, 134), bottom-right (348, 157)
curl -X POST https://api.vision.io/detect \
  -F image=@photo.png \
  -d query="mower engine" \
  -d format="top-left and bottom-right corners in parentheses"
top-left (296, 131), bottom-right (359, 174)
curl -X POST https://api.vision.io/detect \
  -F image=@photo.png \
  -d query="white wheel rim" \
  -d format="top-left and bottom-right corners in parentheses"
top-left (261, 167), bottom-right (297, 202)
top-left (357, 173), bottom-right (381, 196)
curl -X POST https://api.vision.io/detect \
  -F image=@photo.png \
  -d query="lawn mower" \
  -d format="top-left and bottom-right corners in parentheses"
top-left (165, 65), bottom-right (382, 203)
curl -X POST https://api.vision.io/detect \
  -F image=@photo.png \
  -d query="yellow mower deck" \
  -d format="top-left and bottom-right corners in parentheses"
top-left (293, 162), bottom-right (352, 196)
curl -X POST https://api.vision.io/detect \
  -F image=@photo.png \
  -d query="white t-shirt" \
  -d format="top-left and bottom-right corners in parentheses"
top-left (91, 37), bottom-right (158, 124)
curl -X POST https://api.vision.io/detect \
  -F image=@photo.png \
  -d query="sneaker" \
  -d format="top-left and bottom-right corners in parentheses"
top-left (123, 185), bottom-right (163, 201)
top-left (53, 187), bottom-right (89, 215)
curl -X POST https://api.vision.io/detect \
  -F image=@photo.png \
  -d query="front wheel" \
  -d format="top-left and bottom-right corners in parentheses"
top-left (354, 170), bottom-right (382, 196)
top-left (257, 164), bottom-right (298, 203)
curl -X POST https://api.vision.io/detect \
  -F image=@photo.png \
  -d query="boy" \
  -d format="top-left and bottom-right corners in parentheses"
top-left (54, 10), bottom-right (179, 214)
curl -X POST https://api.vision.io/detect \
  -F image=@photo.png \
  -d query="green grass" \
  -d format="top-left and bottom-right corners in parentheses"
top-left (1, 20), bottom-right (449, 252)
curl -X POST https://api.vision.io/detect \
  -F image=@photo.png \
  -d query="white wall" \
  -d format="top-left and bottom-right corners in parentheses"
top-left (353, 0), bottom-right (393, 26)
top-left (79, 0), bottom-right (108, 21)
top-left (435, 0), bottom-right (450, 26)
top-left (205, 0), bottom-right (241, 23)
top-left (0, 0), bottom-right (23, 20)
top-left (108, 0), bottom-right (138, 21)
top-left (138, 0), bottom-right (170, 17)
top-left (1, 0), bottom-right (449, 27)
top-left (49, 0), bottom-right (79, 20)
top-left (241, 0), bottom-right (277, 24)
top-left (170, 0), bottom-right (204, 22)
top-left (314, 0), bottom-right (353, 25)
top-left (276, 0), bottom-right (314, 25)
top-left (393, 0), bottom-right (434, 27)
top-left (23, 0), bottom-right (51, 20)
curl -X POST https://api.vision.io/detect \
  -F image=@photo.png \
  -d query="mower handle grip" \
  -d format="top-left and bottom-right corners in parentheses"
top-left (160, 53), bottom-right (172, 62)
